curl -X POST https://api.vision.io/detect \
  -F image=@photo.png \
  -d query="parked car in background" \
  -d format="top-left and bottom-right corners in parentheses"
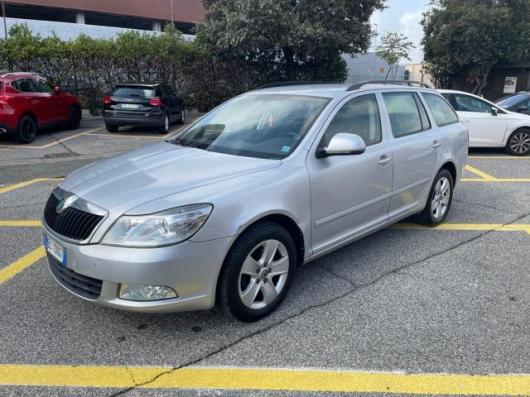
top-left (496, 92), bottom-right (530, 116)
top-left (103, 83), bottom-right (185, 134)
top-left (440, 89), bottom-right (530, 156)
top-left (0, 72), bottom-right (81, 143)
top-left (43, 82), bottom-right (467, 322)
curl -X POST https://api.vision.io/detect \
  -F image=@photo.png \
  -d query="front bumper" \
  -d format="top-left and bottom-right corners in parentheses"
top-left (103, 110), bottom-right (164, 127)
top-left (42, 225), bottom-right (231, 313)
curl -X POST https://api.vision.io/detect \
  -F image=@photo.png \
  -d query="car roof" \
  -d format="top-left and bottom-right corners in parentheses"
top-left (115, 83), bottom-right (161, 87)
top-left (251, 81), bottom-right (436, 99)
top-left (0, 72), bottom-right (41, 81)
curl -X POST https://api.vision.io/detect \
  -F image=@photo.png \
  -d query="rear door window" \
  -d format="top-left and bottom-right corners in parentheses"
top-left (423, 93), bottom-right (459, 126)
top-left (382, 92), bottom-right (426, 138)
top-left (112, 86), bottom-right (155, 98)
top-left (12, 79), bottom-right (37, 93)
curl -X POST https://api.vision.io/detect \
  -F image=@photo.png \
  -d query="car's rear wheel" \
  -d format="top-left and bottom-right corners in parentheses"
top-left (67, 106), bottom-right (81, 130)
top-left (218, 222), bottom-right (296, 322)
top-left (416, 169), bottom-right (454, 226)
top-left (15, 115), bottom-right (37, 144)
top-left (506, 129), bottom-right (530, 156)
top-left (159, 113), bottom-right (170, 134)
top-left (105, 123), bottom-right (119, 132)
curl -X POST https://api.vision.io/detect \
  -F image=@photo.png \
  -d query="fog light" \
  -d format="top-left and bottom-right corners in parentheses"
top-left (119, 284), bottom-right (178, 301)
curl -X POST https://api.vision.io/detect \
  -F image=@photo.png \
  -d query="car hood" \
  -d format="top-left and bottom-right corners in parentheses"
top-left (61, 142), bottom-right (281, 214)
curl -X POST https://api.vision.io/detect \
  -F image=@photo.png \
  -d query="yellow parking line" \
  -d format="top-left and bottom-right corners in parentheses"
top-left (394, 223), bottom-right (530, 235)
top-left (0, 220), bottom-right (41, 227)
top-left (1, 365), bottom-right (529, 395)
top-left (0, 246), bottom-right (45, 285)
top-left (464, 165), bottom-right (497, 181)
top-left (0, 128), bottom-right (103, 149)
top-left (0, 178), bottom-right (63, 194)
top-left (462, 178), bottom-right (530, 183)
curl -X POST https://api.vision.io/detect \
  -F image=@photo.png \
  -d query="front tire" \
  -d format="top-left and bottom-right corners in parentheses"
top-left (105, 123), bottom-right (119, 132)
top-left (218, 222), bottom-right (297, 322)
top-left (67, 106), bottom-right (81, 130)
top-left (416, 169), bottom-right (454, 226)
top-left (15, 115), bottom-right (37, 144)
top-left (506, 129), bottom-right (530, 156)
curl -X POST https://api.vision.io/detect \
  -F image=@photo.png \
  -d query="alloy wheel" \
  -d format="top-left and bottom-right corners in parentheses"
top-left (509, 132), bottom-right (530, 154)
top-left (22, 119), bottom-right (36, 142)
top-left (164, 115), bottom-right (169, 132)
top-left (431, 176), bottom-right (451, 220)
top-left (238, 239), bottom-right (289, 310)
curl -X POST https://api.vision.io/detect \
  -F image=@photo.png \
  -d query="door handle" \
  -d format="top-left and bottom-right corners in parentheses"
top-left (432, 140), bottom-right (442, 149)
top-left (378, 154), bottom-right (392, 166)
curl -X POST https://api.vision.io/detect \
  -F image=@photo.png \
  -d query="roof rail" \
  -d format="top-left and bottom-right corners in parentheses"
top-left (0, 72), bottom-right (40, 78)
top-left (257, 81), bottom-right (339, 90)
top-left (347, 80), bottom-right (433, 91)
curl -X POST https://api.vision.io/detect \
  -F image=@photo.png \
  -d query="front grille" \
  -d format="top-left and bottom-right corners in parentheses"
top-left (48, 254), bottom-right (102, 300)
top-left (44, 193), bottom-right (103, 241)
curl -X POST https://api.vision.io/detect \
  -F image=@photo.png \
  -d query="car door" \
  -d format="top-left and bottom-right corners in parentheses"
top-left (381, 91), bottom-right (437, 218)
top-left (12, 78), bottom-right (52, 125)
top-left (307, 93), bottom-right (393, 254)
top-left (446, 93), bottom-right (507, 146)
top-left (32, 78), bottom-right (63, 123)
top-left (164, 84), bottom-right (180, 121)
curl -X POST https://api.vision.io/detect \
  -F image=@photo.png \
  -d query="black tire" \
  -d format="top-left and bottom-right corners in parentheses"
top-left (159, 113), bottom-right (170, 134)
top-left (177, 109), bottom-right (185, 125)
top-left (217, 222), bottom-right (297, 322)
top-left (15, 115), bottom-right (37, 144)
top-left (67, 106), bottom-right (81, 130)
top-left (416, 169), bottom-right (454, 226)
top-left (105, 123), bottom-right (119, 133)
top-left (505, 129), bottom-right (530, 156)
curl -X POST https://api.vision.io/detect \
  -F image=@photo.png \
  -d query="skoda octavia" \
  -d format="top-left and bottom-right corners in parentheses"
top-left (43, 82), bottom-right (468, 322)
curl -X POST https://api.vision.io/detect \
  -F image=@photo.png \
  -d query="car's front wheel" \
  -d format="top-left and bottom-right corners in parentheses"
top-left (218, 223), bottom-right (296, 322)
top-left (67, 106), bottom-right (81, 130)
top-left (416, 169), bottom-right (454, 225)
top-left (105, 123), bottom-right (119, 133)
top-left (15, 115), bottom-right (37, 144)
top-left (506, 129), bottom-right (530, 156)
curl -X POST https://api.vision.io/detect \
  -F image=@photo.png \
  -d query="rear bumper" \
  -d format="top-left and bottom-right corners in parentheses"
top-left (103, 110), bottom-right (164, 127)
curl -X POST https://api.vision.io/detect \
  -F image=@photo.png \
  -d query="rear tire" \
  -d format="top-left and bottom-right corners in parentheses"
top-left (159, 113), bottom-right (170, 134)
top-left (15, 115), bottom-right (37, 144)
top-left (416, 169), bottom-right (454, 226)
top-left (218, 222), bottom-right (296, 322)
top-left (105, 123), bottom-right (119, 132)
top-left (67, 106), bottom-right (81, 130)
top-left (506, 129), bottom-right (530, 156)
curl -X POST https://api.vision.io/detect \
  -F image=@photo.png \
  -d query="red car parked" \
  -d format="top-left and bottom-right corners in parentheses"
top-left (0, 72), bottom-right (82, 143)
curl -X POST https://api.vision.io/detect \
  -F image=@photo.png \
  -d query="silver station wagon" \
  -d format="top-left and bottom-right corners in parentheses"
top-left (43, 81), bottom-right (468, 322)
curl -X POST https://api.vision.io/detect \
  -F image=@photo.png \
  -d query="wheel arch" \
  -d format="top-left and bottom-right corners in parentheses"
top-left (19, 111), bottom-right (38, 126)
top-left (439, 161), bottom-right (457, 185)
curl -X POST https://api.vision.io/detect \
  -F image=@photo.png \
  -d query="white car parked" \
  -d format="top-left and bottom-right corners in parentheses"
top-left (440, 89), bottom-right (530, 156)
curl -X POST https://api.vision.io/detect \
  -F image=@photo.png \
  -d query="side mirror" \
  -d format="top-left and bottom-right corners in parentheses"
top-left (317, 133), bottom-right (367, 158)
top-left (491, 106), bottom-right (499, 116)
top-left (53, 85), bottom-right (62, 94)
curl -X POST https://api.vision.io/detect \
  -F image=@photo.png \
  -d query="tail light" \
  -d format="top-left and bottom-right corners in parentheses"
top-left (103, 95), bottom-right (112, 106)
top-left (149, 97), bottom-right (161, 107)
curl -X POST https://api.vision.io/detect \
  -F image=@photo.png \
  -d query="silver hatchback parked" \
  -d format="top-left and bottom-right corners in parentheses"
top-left (43, 81), bottom-right (468, 322)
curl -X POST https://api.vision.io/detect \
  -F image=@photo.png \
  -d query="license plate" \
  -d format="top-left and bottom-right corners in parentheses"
top-left (121, 103), bottom-right (140, 110)
top-left (44, 235), bottom-right (66, 265)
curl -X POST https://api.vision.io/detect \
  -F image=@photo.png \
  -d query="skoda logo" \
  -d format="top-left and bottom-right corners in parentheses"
top-left (56, 195), bottom-right (77, 214)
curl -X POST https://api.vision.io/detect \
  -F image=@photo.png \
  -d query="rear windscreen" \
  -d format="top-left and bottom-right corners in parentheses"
top-left (112, 86), bottom-right (155, 98)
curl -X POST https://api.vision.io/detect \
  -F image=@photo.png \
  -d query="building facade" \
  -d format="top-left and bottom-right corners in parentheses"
top-left (1, 0), bottom-right (205, 40)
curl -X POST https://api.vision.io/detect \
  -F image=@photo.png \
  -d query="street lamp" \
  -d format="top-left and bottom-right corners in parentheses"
top-left (1, 1), bottom-right (7, 39)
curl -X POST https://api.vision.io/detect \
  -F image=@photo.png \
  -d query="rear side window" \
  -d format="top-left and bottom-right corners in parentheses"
top-left (423, 93), bottom-right (459, 126)
top-left (321, 94), bottom-right (382, 147)
top-left (12, 79), bottom-right (36, 93)
top-left (112, 86), bottom-right (155, 98)
top-left (382, 92), bottom-right (425, 138)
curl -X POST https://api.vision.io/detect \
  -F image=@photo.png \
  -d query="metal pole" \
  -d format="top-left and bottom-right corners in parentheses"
top-left (170, 0), bottom-right (174, 24)
top-left (1, 1), bottom-right (7, 40)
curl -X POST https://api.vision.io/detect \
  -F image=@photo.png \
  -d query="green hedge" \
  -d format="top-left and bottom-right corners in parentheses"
top-left (0, 24), bottom-right (239, 113)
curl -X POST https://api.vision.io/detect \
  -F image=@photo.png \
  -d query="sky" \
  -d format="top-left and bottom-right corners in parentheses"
top-left (370, 0), bottom-right (433, 63)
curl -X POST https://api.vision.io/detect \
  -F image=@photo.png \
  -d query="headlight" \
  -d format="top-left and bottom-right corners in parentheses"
top-left (102, 204), bottom-right (212, 247)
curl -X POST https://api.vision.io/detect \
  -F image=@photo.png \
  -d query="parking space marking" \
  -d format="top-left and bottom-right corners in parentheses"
top-left (0, 128), bottom-right (103, 149)
top-left (395, 223), bottom-right (530, 235)
top-left (0, 220), bottom-right (41, 227)
top-left (1, 365), bottom-right (529, 395)
top-left (0, 178), bottom-right (63, 194)
top-left (463, 165), bottom-right (497, 181)
top-left (0, 246), bottom-right (45, 285)
top-left (462, 164), bottom-right (530, 182)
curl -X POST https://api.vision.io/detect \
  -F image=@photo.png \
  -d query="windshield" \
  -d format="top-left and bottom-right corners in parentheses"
top-left (112, 86), bottom-right (155, 98)
top-left (497, 93), bottom-right (528, 108)
top-left (172, 94), bottom-right (330, 159)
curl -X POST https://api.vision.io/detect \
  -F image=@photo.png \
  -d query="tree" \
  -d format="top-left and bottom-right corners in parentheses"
top-left (422, 0), bottom-right (530, 95)
top-left (375, 32), bottom-right (414, 80)
top-left (199, 0), bottom-right (385, 86)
